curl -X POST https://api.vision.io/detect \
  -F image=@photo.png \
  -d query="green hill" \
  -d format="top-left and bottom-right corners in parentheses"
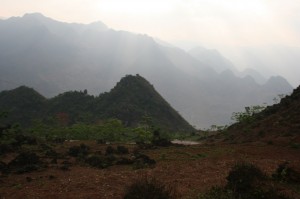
top-left (0, 75), bottom-right (194, 133)
top-left (0, 86), bottom-right (46, 125)
top-left (223, 85), bottom-right (300, 143)
top-left (95, 75), bottom-right (194, 132)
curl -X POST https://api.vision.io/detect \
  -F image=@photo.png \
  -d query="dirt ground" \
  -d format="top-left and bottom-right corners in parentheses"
top-left (1, 141), bottom-right (300, 199)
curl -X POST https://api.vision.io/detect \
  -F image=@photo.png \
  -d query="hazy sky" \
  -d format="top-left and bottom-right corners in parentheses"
top-left (1, 0), bottom-right (300, 85)
top-left (1, 0), bottom-right (300, 47)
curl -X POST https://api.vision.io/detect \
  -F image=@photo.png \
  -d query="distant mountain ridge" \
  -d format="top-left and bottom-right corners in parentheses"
top-left (0, 75), bottom-right (195, 132)
top-left (188, 46), bottom-right (237, 73)
top-left (0, 13), bottom-right (293, 128)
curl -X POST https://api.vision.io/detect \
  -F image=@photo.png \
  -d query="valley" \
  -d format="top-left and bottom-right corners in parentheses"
top-left (1, 81), bottom-right (300, 199)
top-left (0, 10), bottom-right (300, 199)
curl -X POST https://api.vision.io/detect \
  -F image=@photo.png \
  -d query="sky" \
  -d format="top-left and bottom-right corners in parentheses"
top-left (1, 0), bottom-right (300, 86)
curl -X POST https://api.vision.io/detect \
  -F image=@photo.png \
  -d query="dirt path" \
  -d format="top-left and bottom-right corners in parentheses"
top-left (171, 139), bottom-right (201, 145)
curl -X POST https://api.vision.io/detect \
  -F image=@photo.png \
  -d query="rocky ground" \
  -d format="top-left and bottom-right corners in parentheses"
top-left (1, 141), bottom-right (299, 199)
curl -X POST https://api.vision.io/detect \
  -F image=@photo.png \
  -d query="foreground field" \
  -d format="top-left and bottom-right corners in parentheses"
top-left (1, 141), bottom-right (300, 199)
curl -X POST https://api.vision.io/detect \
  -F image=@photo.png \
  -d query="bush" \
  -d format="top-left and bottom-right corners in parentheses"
top-left (136, 141), bottom-right (153, 150)
top-left (105, 146), bottom-right (116, 155)
top-left (272, 162), bottom-right (300, 183)
top-left (132, 153), bottom-right (156, 169)
top-left (85, 154), bottom-right (108, 168)
top-left (52, 137), bottom-right (65, 144)
top-left (231, 105), bottom-right (265, 123)
top-left (45, 148), bottom-right (58, 158)
top-left (84, 153), bottom-right (118, 169)
top-left (8, 152), bottom-right (43, 174)
top-left (123, 176), bottom-right (174, 199)
top-left (151, 129), bottom-right (172, 147)
top-left (68, 144), bottom-right (89, 157)
top-left (96, 139), bottom-right (106, 144)
top-left (116, 157), bottom-right (134, 165)
top-left (226, 162), bottom-right (265, 196)
top-left (199, 162), bottom-right (291, 199)
top-left (15, 134), bottom-right (37, 145)
top-left (9, 152), bottom-right (40, 167)
top-left (117, 145), bottom-right (129, 154)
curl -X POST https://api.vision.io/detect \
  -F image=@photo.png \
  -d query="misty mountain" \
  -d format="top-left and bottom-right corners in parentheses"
top-left (188, 46), bottom-right (237, 73)
top-left (239, 68), bottom-right (267, 85)
top-left (188, 46), bottom-right (268, 84)
top-left (226, 45), bottom-right (300, 87)
top-left (0, 13), bottom-right (293, 128)
top-left (0, 75), bottom-right (195, 132)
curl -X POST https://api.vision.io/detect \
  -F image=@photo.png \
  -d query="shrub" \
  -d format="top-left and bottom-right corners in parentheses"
top-left (136, 141), bottom-right (153, 149)
top-left (52, 137), bottom-right (65, 144)
top-left (151, 130), bottom-right (171, 147)
top-left (116, 157), bottom-right (134, 165)
top-left (85, 154), bottom-right (106, 168)
top-left (15, 134), bottom-right (37, 145)
top-left (199, 162), bottom-right (291, 199)
top-left (226, 162), bottom-right (265, 196)
top-left (272, 162), bottom-right (300, 183)
top-left (105, 146), bottom-right (116, 155)
top-left (117, 145), bottom-right (129, 154)
top-left (152, 138), bottom-right (172, 147)
top-left (8, 152), bottom-right (43, 174)
top-left (123, 176), bottom-right (174, 199)
top-left (85, 154), bottom-right (116, 169)
top-left (96, 139), bottom-right (105, 144)
top-left (45, 148), bottom-right (58, 158)
top-left (68, 144), bottom-right (89, 157)
top-left (132, 153), bottom-right (156, 169)
top-left (9, 152), bottom-right (40, 166)
top-left (231, 105), bottom-right (265, 123)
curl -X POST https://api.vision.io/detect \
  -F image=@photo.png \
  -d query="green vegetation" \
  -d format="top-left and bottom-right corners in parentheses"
top-left (28, 119), bottom-right (155, 142)
top-left (231, 105), bottom-right (266, 123)
top-left (0, 75), bottom-right (195, 134)
top-left (0, 75), bottom-right (197, 143)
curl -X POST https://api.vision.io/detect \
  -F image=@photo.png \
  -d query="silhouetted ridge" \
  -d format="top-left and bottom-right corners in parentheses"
top-left (46, 90), bottom-right (95, 124)
top-left (0, 13), bottom-right (293, 128)
top-left (0, 86), bottom-right (46, 125)
top-left (0, 76), bottom-right (194, 132)
top-left (96, 75), bottom-right (194, 131)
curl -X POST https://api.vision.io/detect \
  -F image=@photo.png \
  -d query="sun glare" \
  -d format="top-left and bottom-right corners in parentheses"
top-left (96, 0), bottom-right (172, 16)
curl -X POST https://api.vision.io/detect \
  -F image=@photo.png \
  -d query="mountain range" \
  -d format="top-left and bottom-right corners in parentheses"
top-left (0, 75), bottom-right (194, 132)
top-left (0, 13), bottom-right (294, 128)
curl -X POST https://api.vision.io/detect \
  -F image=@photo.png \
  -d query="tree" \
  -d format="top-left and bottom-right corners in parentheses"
top-left (231, 105), bottom-right (265, 123)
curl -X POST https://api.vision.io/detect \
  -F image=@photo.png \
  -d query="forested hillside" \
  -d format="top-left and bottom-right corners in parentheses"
top-left (0, 75), bottom-right (194, 132)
